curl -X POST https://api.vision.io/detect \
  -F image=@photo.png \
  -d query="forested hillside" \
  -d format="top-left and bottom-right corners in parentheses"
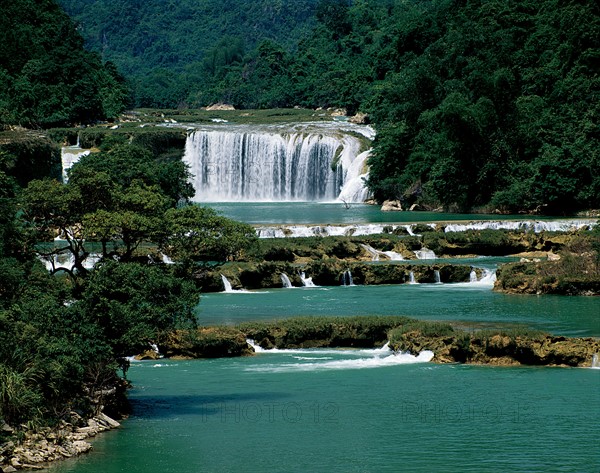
top-left (57, 0), bottom-right (320, 108)
top-left (58, 0), bottom-right (599, 213)
top-left (0, 0), bottom-right (129, 128)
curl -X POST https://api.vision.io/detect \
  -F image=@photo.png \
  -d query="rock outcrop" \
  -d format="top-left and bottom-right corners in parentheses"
top-left (0, 413), bottom-right (120, 471)
top-left (381, 200), bottom-right (402, 211)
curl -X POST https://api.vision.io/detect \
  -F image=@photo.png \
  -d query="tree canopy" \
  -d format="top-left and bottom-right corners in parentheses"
top-left (0, 0), bottom-right (129, 128)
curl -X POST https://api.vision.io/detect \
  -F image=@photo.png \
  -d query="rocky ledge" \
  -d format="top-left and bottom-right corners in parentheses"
top-left (155, 317), bottom-right (599, 368)
top-left (0, 412), bottom-right (120, 471)
top-left (389, 328), bottom-right (600, 367)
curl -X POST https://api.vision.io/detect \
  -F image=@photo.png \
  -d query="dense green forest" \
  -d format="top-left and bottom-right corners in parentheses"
top-left (0, 0), bottom-right (129, 127)
top-left (0, 136), bottom-right (258, 428)
top-left (57, 0), bottom-right (320, 108)
top-left (57, 0), bottom-right (599, 213)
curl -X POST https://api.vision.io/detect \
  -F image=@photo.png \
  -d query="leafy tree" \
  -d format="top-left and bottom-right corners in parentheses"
top-left (160, 205), bottom-right (258, 266)
top-left (0, 0), bottom-right (129, 128)
top-left (72, 261), bottom-right (199, 360)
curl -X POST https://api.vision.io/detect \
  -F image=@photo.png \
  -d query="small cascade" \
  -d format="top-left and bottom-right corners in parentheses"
top-left (434, 270), bottom-right (442, 284)
top-left (161, 253), bottom-right (175, 265)
top-left (467, 268), bottom-right (497, 286)
top-left (299, 271), bottom-right (317, 287)
top-left (341, 270), bottom-right (355, 286)
top-left (591, 354), bottom-right (600, 369)
top-left (408, 272), bottom-right (419, 284)
top-left (280, 273), bottom-right (294, 288)
top-left (383, 251), bottom-right (404, 261)
top-left (246, 339), bottom-right (265, 353)
top-left (360, 243), bottom-right (404, 261)
top-left (360, 244), bottom-right (380, 261)
top-left (414, 248), bottom-right (437, 260)
top-left (221, 274), bottom-right (234, 292)
top-left (61, 142), bottom-right (91, 183)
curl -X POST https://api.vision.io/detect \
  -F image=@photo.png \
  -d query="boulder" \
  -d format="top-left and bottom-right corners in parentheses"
top-left (381, 200), bottom-right (402, 212)
top-left (349, 112), bottom-right (369, 124)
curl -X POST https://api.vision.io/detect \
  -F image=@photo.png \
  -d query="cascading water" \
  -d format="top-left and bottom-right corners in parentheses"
top-left (408, 272), bottom-right (418, 284)
top-left (221, 274), bottom-right (234, 292)
top-left (61, 140), bottom-right (91, 183)
top-left (469, 270), bottom-right (478, 283)
top-left (182, 123), bottom-right (373, 202)
top-left (280, 273), bottom-right (293, 288)
top-left (414, 248), bottom-right (437, 260)
top-left (434, 270), bottom-right (442, 284)
top-left (341, 270), bottom-right (355, 286)
top-left (299, 271), bottom-right (317, 287)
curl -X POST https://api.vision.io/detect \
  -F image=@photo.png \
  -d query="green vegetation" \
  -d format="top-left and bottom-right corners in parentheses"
top-left (239, 316), bottom-right (412, 349)
top-left (495, 228), bottom-right (600, 295)
top-left (0, 135), bottom-right (257, 432)
top-left (57, 0), bottom-right (319, 108)
top-left (55, 0), bottom-right (599, 214)
top-left (0, 0), bottom-right (129, 128)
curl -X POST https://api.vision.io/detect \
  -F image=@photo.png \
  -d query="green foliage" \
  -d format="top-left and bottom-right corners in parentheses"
top-left (57, 0), bottom-right (319, 108)
top-left (0, 0), bottom-right (129, 128)
top-left (238, 315), bottom-right (412, 348)
top-left (72, 261), bottom-right (199, 359)
top-left (161, 205), bottom-right (258, 265)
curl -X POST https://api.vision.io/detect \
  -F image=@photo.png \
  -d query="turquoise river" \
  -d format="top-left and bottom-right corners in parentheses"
top-left (50, 204), bottom-right (599, 473)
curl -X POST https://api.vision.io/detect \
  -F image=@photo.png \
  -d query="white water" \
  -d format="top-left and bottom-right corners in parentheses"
top-left (61, 144), bottom-right (90, 182)
top-left (360, 243), bottom-right (404, 261)
top-left (464, 268), bottom-right (497, 287)
top-left (243, 342), bottom-right (434, 372)
top-left (161, 253), bottom-right (175, 265)
top-left (408, 271), bottom-right (418, 284)
top-left (183, 123), bottom-right (374, 202)
top-left (280, 273), bottom-right (294, 288)
top-left (299, 271), bottom-right (318, 287)
top-left (434, 270), bottom-right (442, 284)
top-left (38, 252), bottom-right (100, 272)
top-left (591, 354), bottom-right (599, 369)
top-left (341, 270), bottom-right (355, 286)
top-left (256, 220), bottom-right (597, 239)
top-left (221, 274), bottom-right (234, 292)
top-left (414, 248), bottom-right (437, 260)
top-left (443, 220), bottom-right (597, 233)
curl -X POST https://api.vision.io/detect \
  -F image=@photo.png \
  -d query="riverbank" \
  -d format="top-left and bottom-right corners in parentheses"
top-left (0, 413), bottom-right (120, 472)
top-left (157, 317), bottom-right (600, 368)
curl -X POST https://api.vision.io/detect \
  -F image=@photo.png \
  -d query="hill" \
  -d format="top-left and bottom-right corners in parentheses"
top-left (57, 0), bottom-right (320, 107)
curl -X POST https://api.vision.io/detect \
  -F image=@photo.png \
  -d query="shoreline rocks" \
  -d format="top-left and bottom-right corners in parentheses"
top-left (0, 412), bottom-right (121, 471)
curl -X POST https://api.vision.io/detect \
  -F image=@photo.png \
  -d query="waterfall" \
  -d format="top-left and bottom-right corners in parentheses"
top-left (360, 244), bottom-right (404, 261)
top-left (361, 244), bottom-right (380, 261)
top-left (221, 274), bottom-right (234, 292)
top-left (280, 273), bottom-right (293, 288)
top-left (61, 143), bottom-right (90, 183)
top-left (341, 270), bottom-right (355, 286)
top-left (161, 253), bottom-right (175, 265)
top-left (414, 248), bottom-right (437, 260)
top-left (468, 269), bottom-right (497, 286)
top-left (408, 272), bottom-right (418, 284)
top-left (246, 339), bottom-right (265, 353)
top-left (434, 270), bottom-right (442, 284)
top-left (592, 354), bottom-right (600, 369)
top-left (182, 123), bottom-right (373, 202)
top-left (299, 271), bottom-right (317, 287)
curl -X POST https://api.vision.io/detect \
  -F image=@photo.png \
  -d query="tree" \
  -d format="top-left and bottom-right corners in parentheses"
top-left (72, 261), bottom-right (199, 360)
top-left (160, 205), bottom-right (258, 265)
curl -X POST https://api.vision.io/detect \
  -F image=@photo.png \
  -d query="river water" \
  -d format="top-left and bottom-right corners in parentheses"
top-left (49, 204), bottom-right (599, 473)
